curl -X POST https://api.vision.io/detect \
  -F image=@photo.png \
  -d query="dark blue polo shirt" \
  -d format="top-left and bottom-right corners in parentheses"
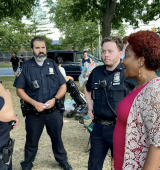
top-left (13, 57), bottom-right (66, 103)
top-left (86, 63), bottom-right (136, 119)
top-left (0, 97), bottom-right (10, 150)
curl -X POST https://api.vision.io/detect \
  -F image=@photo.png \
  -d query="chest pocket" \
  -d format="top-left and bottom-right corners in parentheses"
top-left (47, 74), bottom-right (58, 88)
top-left (108, 85), bottom-right (124, 102)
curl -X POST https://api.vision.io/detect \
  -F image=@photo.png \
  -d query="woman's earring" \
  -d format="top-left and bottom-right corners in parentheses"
top-left (139, 65), bottom-right (141, 77)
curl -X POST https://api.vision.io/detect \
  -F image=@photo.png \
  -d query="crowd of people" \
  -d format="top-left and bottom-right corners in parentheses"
top-left (1, 30), bottom-right (160, 170)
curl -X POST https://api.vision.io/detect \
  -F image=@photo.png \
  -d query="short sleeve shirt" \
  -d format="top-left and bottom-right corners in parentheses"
top-left (10, 56), bottom-right (19, 67)
top-left (13, 57), bottom-right (66, 103)
top-left (59, 66), bottom-right (66, 77)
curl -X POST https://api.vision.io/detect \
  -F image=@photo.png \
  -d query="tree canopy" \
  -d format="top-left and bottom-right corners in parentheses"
top-left (0, 0), bottom-right (39, 21)
top-left (46, 0), bottom-right (160, 38)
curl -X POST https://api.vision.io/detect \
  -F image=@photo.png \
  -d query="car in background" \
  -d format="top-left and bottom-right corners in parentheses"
top-left (47, 50), bottom-right (101, 77)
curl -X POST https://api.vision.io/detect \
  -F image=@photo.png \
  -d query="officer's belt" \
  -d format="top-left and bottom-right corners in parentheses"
top-left (93, 115), bottom-right (116, 126)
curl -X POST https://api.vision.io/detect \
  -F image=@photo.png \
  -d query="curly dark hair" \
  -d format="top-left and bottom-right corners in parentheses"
top-left (128, 30), bottom-right (160, 71)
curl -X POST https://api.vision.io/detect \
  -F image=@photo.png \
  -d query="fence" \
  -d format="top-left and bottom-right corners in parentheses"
top-left (0, 51), bottom-right (33, 62)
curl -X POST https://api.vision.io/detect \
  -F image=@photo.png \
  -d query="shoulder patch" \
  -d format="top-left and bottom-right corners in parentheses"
top-left (16, 67), bottom-right (22, 78)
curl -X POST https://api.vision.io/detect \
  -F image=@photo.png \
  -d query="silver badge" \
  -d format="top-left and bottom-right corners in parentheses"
top-left (49, 68), bottom-right (54, 75)
top-left (113, 72), bottom-right (120, 85)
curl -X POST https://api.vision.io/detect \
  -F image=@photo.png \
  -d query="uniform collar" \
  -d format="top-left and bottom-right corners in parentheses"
top-left (103, 62), bottom-right (123, 75)
top-left (31, 57), bottom-right (51, 67)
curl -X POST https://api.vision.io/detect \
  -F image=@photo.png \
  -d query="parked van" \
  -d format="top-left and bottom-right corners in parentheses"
top-left (47, 50), bottom-right (101, 77)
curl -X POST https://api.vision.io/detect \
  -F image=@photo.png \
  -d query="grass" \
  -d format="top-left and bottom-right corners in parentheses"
top-left (0, 62), bottom-right (10, 68)
top-left (1, 77), bottom-right (111, 170)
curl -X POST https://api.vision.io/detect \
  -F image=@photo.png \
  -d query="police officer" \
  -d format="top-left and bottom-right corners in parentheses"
top-left (85, 36), bottom-right (136, 170)
top-left (0, 83), bottom-right (18, 170)
top-left (13, 37), bottom-right (72, 170)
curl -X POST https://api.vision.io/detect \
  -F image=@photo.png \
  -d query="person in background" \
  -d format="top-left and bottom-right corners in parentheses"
top-left (80, 51), bottom-right (93, 68)
top-left (19, 54), bottom-right (25, 68)
top-left (8, 52), bottom-right (19, 77)
top-left (0, 82), bottom-right (19, 170)
top-left (113, 30), bottom-right (160, 170)
top-left (121, 36), bottom-right (128, 59)
top-left (55, 56), bottom-right (74, 82)
top-left (14, 37), bottom-right (72, 170)
top-left (85, 36), bottom-right (136, 170)
top-left (55, 56), bottom-right (74, 123)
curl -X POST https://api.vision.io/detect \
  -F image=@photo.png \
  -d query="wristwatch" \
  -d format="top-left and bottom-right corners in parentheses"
top-left (53, 96), bottom-right (59, 102)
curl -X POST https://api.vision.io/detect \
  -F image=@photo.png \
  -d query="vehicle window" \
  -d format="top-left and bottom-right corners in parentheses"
top-left (57, 53), bottom-right (74, 62)
top-left (47, 52), bottom-right (55, 61)
top-left (76, 53), bottom-right (83, 62)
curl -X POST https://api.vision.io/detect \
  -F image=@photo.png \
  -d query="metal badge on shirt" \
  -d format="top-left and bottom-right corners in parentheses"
top-left (113, 72), bottom-right (120, 85)
top-left (49, 67), bottom-right (54, 75)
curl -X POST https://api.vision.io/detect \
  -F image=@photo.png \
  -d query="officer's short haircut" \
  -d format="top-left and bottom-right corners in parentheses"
top-left (83, 51), bottom-right (87, 54)
top-left (55, 56), bottom-right (63, 65)
top-left (31, 37), bottom-right (46, 49)
top-left (102, 36), bottom-right (123, 51)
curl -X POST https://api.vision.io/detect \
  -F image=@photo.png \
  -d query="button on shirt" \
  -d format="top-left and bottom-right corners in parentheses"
top-left (13, 57), bottom-right (66, 103)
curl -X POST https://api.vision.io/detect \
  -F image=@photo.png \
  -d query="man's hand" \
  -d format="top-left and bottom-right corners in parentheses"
top-left (43, 98), bottom-right (56, 109)
top-left (12, 116), bottom-right (19, 129)
top-left (32, 101), bottom-right (45, 112)
top-left (88, 109), bottom-right (94, 120)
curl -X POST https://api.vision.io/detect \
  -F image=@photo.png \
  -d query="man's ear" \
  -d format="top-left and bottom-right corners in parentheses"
top-left (119, 51), bottom-right (123, 58)
top-left (31, 48), bottom-right (33, 52)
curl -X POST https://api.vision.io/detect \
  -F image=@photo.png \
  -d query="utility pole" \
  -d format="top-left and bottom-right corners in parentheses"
top-left (97, 0), bottom-right (101, 60)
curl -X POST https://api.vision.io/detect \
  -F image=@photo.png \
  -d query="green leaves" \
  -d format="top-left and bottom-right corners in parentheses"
top-left (0, 0), bottom-right (39, 21)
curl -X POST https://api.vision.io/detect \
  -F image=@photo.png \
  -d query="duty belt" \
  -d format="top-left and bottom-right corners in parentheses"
top-left (93, 116), bottom-right (116, 126)
top-left (34, 107), bottom-right (57, 116)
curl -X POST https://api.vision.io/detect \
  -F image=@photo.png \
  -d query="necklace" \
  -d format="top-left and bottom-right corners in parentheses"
top-left (134, 75), bottom-right (157, 90)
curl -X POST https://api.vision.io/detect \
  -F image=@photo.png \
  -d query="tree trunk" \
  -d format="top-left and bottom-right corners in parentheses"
top-left (73, 42), bottom-right (76, 51)
top-left (91, 43), bottom-right (94, 55)
top-left (102, 0), bottom-right (117, 39)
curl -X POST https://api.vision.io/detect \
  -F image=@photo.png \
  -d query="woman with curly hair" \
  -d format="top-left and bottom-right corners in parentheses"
top-left (113, 30), bottom-right (160, 170)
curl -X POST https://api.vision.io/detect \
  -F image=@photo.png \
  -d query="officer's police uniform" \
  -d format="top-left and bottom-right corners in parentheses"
top-left (14, 57), bottom-right (68, 170)
top-left (0, 97), bottom-right (12, 170)
top-left (86, 63), bottom-right (136, 170)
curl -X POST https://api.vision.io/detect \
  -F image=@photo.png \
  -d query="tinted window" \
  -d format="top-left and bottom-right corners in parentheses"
top-left (57, 53), bottom-right (74, 62)
top-left (76, 53), bottom-right (83, 62)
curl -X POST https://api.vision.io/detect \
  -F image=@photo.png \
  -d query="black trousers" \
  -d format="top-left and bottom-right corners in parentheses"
top-left (21, 110), bottom-right (67, 169)
top-left (88, 123), bottom-right (114, 170)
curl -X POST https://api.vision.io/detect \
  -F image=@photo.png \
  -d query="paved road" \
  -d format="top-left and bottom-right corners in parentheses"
top-left (0, 68), bottom-right (14, 76)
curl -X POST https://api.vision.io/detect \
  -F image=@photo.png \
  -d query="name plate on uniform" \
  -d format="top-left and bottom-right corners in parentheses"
top-left (49, 68), bottom-right (54, 75)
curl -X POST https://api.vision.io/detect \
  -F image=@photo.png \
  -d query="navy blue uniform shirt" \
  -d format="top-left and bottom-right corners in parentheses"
top-left (86, 63), bottom-right (136, 119)
top-left (13, 57), bottom-right (66, 103)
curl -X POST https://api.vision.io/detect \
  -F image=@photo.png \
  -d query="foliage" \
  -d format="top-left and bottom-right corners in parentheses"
top-left (27, 4), bottom-right (52, 36)
top-left (46, 0), bottom-right (160, 38)
top-left (0, 17), bottom-right (54, 52)
top-left (0, 0), bottom-right (39, 21)
top-left (0, 18), bottom-right (32, 52)
top-left (45, 0), bottom-right (99, 52)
